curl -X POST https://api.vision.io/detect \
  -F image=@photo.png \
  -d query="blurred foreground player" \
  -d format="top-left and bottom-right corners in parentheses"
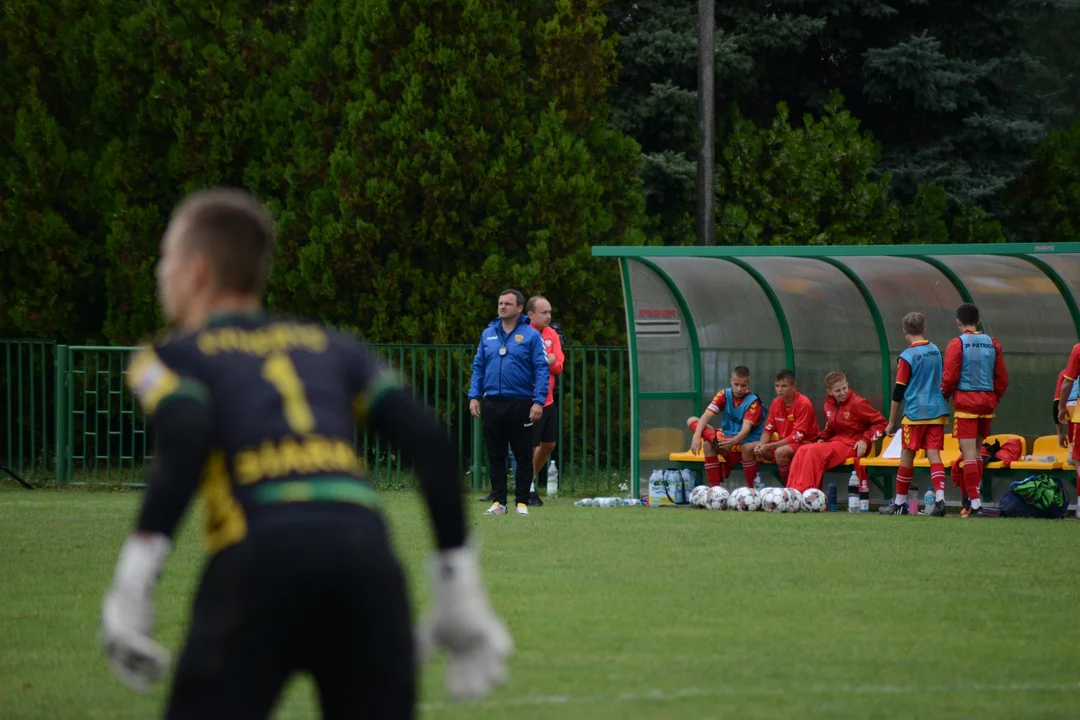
top-left (98, 188), bottom-right (511, 719)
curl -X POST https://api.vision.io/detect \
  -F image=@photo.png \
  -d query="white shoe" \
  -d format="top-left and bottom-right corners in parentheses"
top-left (484, 503), bottom-right (507, 516)
top-left (514, 503), bottom-right (529, 516)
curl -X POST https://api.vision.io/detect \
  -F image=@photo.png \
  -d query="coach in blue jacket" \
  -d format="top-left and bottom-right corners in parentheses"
top-left (469, 289), bottom-right (549, 516)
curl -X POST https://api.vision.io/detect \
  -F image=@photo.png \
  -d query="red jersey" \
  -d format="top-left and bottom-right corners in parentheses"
top-left (539, 325), bottom-right (564, 407)
top-left (941, 331), bottom-right (1007, 417)
top-left (1056, 369), bottom-right (1067, 401)
top-left (764, 392), bottom-right (820, 444)
top-left (706, 389), bottom-right (764, 429)
top-left (821, 391), bottom-right (887, 446)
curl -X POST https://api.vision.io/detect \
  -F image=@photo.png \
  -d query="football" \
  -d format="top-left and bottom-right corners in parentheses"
top-left (802, 488), bottom-right (827, 512)
top-left (705, 486), bottom-right (729, 510)
top-left (689, 485), bottom-right (710, 508)
top-left (730, 486), bottom-right (761, 512)
top-left (783, 487), bottom-right (802, 512)
top-left (760, 486), bottom-right (785, 512)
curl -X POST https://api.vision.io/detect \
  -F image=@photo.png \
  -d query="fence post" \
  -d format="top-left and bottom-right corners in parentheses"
top-left (54, 345), bottom-right (68, 484)
top-left (471, 414), bottom-right (483, 490)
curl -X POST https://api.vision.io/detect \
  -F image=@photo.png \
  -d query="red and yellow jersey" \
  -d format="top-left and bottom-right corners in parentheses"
top-left (764, 392), bottom-right (819, 445)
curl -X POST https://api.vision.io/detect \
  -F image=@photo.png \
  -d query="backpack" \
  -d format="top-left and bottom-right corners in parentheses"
top-left (998, 474), bottom-right (1070, 519)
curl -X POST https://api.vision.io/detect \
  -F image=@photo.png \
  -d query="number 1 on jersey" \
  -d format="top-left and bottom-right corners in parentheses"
top-left (262, 352), bottom-right (315, 434)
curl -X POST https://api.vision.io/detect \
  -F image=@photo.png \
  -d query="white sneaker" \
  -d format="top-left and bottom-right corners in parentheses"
top-left (484, 502), bottom-right (507, 516)
top-left (515, 503), bottom-right (529, 516)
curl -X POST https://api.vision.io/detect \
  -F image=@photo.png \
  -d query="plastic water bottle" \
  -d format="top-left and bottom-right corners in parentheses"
top-left (923, 487), bottom-right (935, 515)
top-left (546, 460), bottom-right (558, 498)
top-left (907, 485), bottom-right (920, 515)
top-left (595, 497), bottom-right (622, 508)
top-left (753, 473), bottom-right (764, 491)
top-left (847, 471), bottom-right (860, 513)
top-left (827, 482), bottom-right (838, 512)
top-left (573, 498), bottom-right (593, 507)
top-left (620, 498), bottom-right (643, 507)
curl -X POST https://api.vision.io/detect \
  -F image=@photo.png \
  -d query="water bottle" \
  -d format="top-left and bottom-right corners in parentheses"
top-left (847, 471), bottom-right (860, 513)
top-left (827, 482), bottom-right (838, 512)
top-left (546, 460), bottom-right (558, 498)
top-left (907, 485), bottom-right (920, 515)
top-left (753, 473), bottom-right (764, 491)
top-left (620, 498), bottom-right (643, 507)
top-left (573, 498), bottom-right (593, 507)
top-left (923, 487), bottom-right (935, 515)
top-left (595, 497), bottom-right (621, 508)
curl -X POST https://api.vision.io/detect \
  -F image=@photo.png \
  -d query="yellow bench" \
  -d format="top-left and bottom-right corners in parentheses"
top-left (668, 434), bottom-right (879, 468)
top-left (1007, 435), bottom-right (1061, 472)
top-left (668, 433), bottom-right (782, 465)
top-left (983, 433), bottom-right (1026, 470)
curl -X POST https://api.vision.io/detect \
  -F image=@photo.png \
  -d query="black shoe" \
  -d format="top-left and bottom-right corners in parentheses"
top-left (961, 506), bottom-right (985, 518)
top-left (878, 502), bottom-right (910, 515)
top-left (479, 492), bottom-right (494, 502)
top-left (930, 499), bottom-right (947, 517)
top-left (527, 492), bottom-right (544, 507)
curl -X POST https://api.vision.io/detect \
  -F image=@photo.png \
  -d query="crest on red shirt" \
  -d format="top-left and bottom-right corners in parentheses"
top-left (844, 411), bottom-right (850, 419)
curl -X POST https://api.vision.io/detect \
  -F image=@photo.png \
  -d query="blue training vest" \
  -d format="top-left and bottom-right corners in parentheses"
top-left (899, 343), bottom-right (949, 421)
top-left (721, 389), bottom-right (765, 442)
top-left (957, 333), bottom-right (996, 392)
top-left (1071, 380), bottom-right (1079, 404)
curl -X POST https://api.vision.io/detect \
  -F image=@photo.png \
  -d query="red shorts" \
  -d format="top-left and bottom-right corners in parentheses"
top-left (1071, 422), bottom-right (1080, 462)
top-left (901, 423), bottom-right (944, 451)
top-left (952, 416), bottom-right (992, 440)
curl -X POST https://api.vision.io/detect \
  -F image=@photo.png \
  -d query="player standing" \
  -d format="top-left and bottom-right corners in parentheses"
top-left (1057, 342), bottom-right (1080, 519)
top-left (786, 372), bottom-right (886, 496)
top-left (881, 312), bottom-right (949, 515)
top-left (753, 369), bottom-right (820, 487)
top-left (98, 188), bottom-right (511, 719)
top-left (1053, 368), bottom-right (1077, 449)
top-left (941, 303), bottom-right (1008, 518)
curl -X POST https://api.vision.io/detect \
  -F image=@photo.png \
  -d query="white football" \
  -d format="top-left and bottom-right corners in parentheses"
top-left (730, 487), bottom-right (761, 512)
top-left (802, 488), bottom-right (827, 512)
top-left (760, 486), bottom-right (784, 513)
top-left (783, 488), bottom-right (802, 512)
top-left (705, 486), bottom-right (729, 510)
top-left (689, 485), bottom-right (710, 508)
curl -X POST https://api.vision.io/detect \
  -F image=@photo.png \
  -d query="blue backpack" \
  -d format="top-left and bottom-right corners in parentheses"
top-left (998, 474), bottom-right (1070, 519)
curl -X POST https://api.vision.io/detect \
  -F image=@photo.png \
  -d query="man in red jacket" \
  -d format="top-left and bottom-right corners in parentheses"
top-left (787, 372), bottom-right (886, 495)
top-left (753, 369), bottom-right (820, 486)
top-left (941, 303), bottom-right (1008, 518)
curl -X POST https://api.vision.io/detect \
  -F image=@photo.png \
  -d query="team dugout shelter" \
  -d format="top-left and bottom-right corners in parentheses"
top-left (592, 243), bottom-right (1080, 504)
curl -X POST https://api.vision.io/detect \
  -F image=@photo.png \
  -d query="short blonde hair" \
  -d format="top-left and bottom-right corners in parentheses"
top-left (824, 371), bottom-right (847, 388)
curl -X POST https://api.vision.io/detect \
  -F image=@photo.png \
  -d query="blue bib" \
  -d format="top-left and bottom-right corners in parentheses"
top-left (721, 389), bottom-right (764, 442)
top-left (899, 343), bottom-right (949, 421)
top-left (957, 334), bottom-right (996, 392)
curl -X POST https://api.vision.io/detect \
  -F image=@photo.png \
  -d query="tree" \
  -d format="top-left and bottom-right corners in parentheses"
top-left (1009, 119), bottom-right (1080, 244)
top-left (716, 96), bottom-right (900, 246)
top-left (1, 0), bottom-right (645, 345)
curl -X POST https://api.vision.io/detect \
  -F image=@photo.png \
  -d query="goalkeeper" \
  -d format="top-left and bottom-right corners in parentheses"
top-left (99, 188), bottom-right (511, 719)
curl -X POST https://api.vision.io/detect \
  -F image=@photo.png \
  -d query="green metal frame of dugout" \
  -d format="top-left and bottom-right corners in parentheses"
top-left (592, 243), bottom-right (1080, 500)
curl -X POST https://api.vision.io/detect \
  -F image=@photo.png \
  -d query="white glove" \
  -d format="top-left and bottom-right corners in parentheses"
top-left (99, 533), bottom-right (172, 692)
top-left (416, 544), bottom-right (513, 701)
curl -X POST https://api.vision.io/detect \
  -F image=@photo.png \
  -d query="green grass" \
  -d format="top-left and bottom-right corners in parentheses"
top-left (1, 488), bottom-right (1079, 719)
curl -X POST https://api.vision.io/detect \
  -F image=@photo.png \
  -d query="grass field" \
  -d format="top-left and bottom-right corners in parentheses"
top-left (1, 487), bottom-right (1079, 719)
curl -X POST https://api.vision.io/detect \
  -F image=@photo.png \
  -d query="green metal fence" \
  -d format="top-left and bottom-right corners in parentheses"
top-left (1, 339), bottom-right (56, 480)
top-left (0, 340), bottom-right (629, 492)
